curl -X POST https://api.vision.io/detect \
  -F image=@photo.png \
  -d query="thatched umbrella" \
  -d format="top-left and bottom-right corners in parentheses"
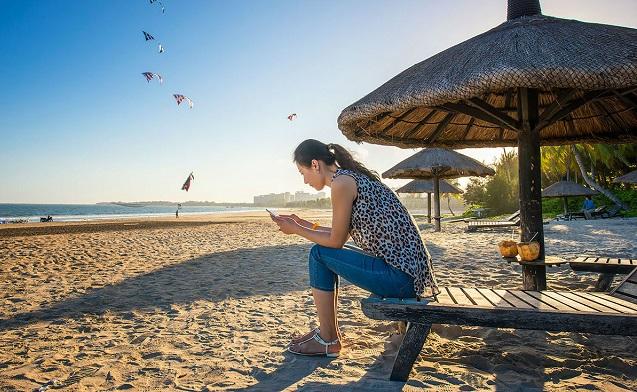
top-left (541, 180), bottom-right (597, 215)
top-left (613, 169), bottom-right (637, 184)
top-left (396, 179), bottom-right (463, 224)
top-left (338, 0), bottom-right (637, 291)
top-left (384, 148), bottom-right (494, 231)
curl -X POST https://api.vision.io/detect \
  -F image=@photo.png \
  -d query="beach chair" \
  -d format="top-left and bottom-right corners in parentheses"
top-left (600, 205), bottom-right (624, 219)
top-left (568, 205), bottom-right (606, 220)
top-left (361, 267), bottom-right (637, 381)
top-left (569, 256), bottom-right (636, 291)
top-left (466, 216), bottom-right (521, 232)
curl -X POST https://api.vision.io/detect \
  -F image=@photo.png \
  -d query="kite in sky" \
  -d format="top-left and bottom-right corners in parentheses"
top-left (143, 31), bottom-right (155, 41)
top-left (174, 94), bottom-right (194, 109)
top-left (181, 172), bottom-right (194, 192)
top-left (141, 72), bottom-right (163, 84)
top-left (287, 113), bottom-right (297, 121)
top-left (158, 44), bottom-right (165, 53)
top-left (149, 0), bottom-right (165, 13)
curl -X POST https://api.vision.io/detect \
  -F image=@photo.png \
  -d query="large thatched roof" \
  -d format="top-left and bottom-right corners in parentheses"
top-left (383, 148), bottom-right (495, 179)
top-left (396, 179), bottom-right (463, 194)
top-left (338, 4), bottom-right (637, 148)
top-left (613, 169), bottom-right (637, 184)
top-left (541, 180), bottom-right (597, 198)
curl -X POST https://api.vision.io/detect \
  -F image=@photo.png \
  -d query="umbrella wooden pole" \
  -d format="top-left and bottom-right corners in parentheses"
top-left (518, 87), bottom-right (546, 291)
top-left (427, 193), bottom-right (432, 223)
top-left (563, 196), bottom-right (568, 216)
top-left (433, 176), bottom-right (441, 232)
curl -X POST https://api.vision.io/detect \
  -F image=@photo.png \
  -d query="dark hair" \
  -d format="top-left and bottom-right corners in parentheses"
top-left (293, 139), bottom-right (380, 181)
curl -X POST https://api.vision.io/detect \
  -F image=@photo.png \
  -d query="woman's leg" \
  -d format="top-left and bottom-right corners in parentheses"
top-left (288, 245), bottom-right (342, 355)
top-left (312, 245), bottom-right (417, 298)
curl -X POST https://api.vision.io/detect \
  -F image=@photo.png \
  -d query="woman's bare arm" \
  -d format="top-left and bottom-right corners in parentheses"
top-left (274, 175), bottom-right (356, 248)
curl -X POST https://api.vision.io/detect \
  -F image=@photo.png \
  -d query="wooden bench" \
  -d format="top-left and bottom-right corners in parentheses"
top-left (361, 267), bottom-right (637, 381)
top-left (569, 256), bottom-right (636, 291)
top-left (466, 216), bottom-right (521, 232)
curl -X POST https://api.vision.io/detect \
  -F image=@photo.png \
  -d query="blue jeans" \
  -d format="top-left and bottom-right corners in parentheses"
top-left (308, 244), bottom-right (416, 298)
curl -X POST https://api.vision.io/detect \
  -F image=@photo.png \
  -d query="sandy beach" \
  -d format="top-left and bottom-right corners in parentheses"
top-left (1, 212), bottom-right (636, 391)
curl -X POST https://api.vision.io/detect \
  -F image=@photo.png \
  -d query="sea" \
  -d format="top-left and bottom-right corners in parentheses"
top-left (0, 203), bottom-right (261, 223)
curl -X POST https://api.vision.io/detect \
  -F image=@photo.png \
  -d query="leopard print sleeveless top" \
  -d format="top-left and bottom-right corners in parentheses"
top-left (334, 169), bottom-right (438, 297)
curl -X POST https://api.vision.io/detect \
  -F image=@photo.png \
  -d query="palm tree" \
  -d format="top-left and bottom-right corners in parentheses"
top-left (571, 145), bottom-right (629, 210)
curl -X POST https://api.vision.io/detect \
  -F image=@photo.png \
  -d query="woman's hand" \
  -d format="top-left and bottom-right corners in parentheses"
top-left (278, 214), bottom-right (311, 228)
top-left (273, 216), bottom-right (299, 235)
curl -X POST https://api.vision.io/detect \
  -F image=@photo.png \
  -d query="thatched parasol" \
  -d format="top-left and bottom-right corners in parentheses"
top-left (338, 0), bottom-right (637, 291)
top-left (613, 169), bottom-right (637, 184)
top-left (541, 180), bottom-right (597, 215)
top-left (396, 179), bottom-right (463, 224)
top-left (384, 148), bottom-right (493, 231)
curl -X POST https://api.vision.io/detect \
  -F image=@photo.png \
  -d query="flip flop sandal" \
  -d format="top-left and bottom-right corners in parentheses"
top-left (290, 327), bottom-right (320, 345)
top-left (287, 331), bottom-right (340, 358)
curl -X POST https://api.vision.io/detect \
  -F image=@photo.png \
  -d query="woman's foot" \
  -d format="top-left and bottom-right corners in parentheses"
top-left (289, 328), bottom-right (343, 346)
top-left (288, 331), bottom-right (341, 357)
top-left (289, 328), bottom-right (320, 345)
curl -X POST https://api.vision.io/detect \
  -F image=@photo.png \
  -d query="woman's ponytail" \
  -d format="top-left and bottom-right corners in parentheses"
top-left (294, 139), bottom-right (380, 182)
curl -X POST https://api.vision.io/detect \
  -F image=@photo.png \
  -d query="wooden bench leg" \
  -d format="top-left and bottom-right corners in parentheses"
top-left (390, 322), bottom-right (431, 382)
top-left (594, 273), bottom-right (615, 291)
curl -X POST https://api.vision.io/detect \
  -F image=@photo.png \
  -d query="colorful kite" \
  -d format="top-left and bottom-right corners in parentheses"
top-left (143, 31), bottom-right (155, 41)
top-left (141, 72), bottom-right (163, 84)
top-left (173, 94), bottom-right (194, 109)
top-left (181, 172), bottom-right (194, 191)
top-left (287, 113), bottom-right (297, 121)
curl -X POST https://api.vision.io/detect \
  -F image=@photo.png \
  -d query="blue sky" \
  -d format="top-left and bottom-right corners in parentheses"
top-left (1, 0), bottom-right (636, 203)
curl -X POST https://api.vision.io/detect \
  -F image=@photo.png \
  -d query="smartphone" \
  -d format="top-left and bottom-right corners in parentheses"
top-left (265, 208), bottom-right (279, 217)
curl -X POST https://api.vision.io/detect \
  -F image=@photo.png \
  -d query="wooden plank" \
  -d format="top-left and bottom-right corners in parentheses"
top-left (524, 291), bottom-right (577, 311)
top-left (360, 297), bottom-right (637, 336)
top-left (541, 292), bottom-right (599, 312)
top-left (462, 288), bottom-right (493, 307)
top-left (447, 287), bottom-right (474, 306)
top-left (592, 293), bottom-right (637, 311)
top-left (558, 292), bottom-right (619, 313)
top-left (433, 287), bottom-right (457, 305)
top-left (493, 289), bottom-right (534, 309)
top-left (615, 281), bottom-right (637, 298)
top-left (390, 323), bottom-right (431, 382)
top-left (508, 290), bottom-right (556, 310)
top-left (578, 292), bottom-right (637, 314)
top-left (476, 288), bottom-right (514, 307)
top-left (572, 256), bottom-right (587, 263)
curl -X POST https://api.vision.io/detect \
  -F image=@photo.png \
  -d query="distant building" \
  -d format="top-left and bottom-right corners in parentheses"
top-left (294, 191), bottom-right (327, 202)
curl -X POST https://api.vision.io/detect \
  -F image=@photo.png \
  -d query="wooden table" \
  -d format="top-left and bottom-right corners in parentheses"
top-left (569, 256), bottom-right (637, 291)
top-left (502, 255), bottom-right (567, 268)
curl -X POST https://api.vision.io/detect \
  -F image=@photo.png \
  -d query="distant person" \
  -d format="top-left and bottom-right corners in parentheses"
top-left (176, 208), bottom-right (179, 218)
top-left (582, 196), bottom-right (595, 219)
top-left (270, 139), bottom-right (438, 358)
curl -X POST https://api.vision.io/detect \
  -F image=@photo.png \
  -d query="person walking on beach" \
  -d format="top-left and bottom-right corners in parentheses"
top-left (271, 139), bottom-right (438, 357)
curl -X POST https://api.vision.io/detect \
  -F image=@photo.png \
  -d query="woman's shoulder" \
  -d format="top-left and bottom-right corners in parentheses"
top-left (332, 171), bottom-right (357, 188)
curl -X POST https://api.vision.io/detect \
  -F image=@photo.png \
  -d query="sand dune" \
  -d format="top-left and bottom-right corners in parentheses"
top-left (1, 213), bottom-right (636, 391)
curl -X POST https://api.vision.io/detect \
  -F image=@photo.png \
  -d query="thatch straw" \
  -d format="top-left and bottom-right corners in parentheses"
top-left (396, 179), bottom-right (463, 194)
top-left (541, 181), bottom-right (597, 197)
top-left (383, 148), bottom-right (495, 179)
top-left (338, 4), bottom-right (637, 148)
top-left (613, 169), bottom-right (637, 184)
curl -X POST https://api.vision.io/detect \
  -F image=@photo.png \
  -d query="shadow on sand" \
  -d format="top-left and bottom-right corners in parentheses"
top-left (0, 243), bottom-right (315, 331)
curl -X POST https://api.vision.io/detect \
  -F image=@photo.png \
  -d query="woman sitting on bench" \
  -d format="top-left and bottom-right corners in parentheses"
top-left (271, 139), bottom-right (439, 357)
